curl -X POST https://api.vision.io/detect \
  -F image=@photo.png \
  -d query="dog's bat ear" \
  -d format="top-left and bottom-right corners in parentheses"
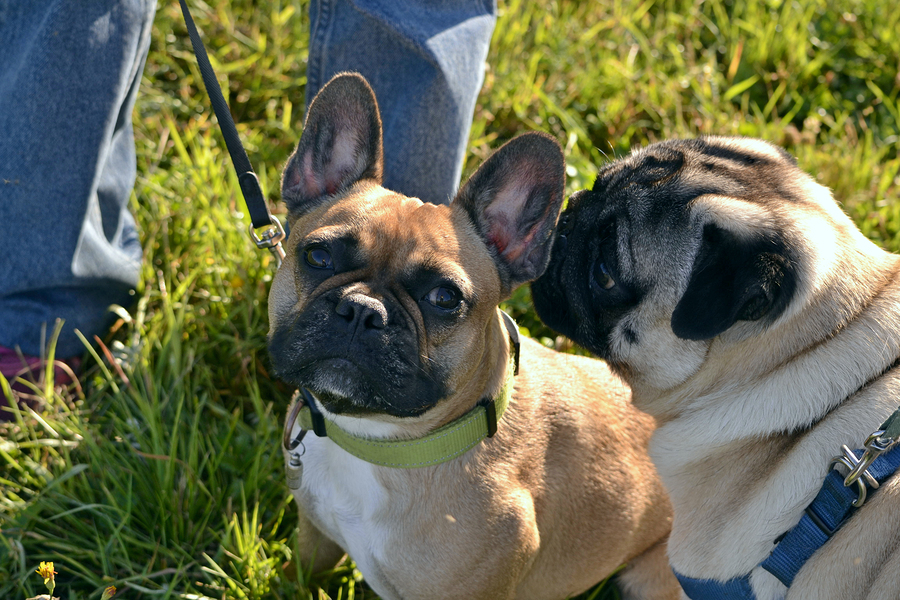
top-left (454, 132), bottom-right (566, 296)
top-left (280, 72), bottom-right (384, 215)
top-left (671, 223), bottom-right (797, 340)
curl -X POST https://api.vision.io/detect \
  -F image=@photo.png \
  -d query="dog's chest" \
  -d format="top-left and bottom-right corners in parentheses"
top-left (293, 436), bottom-right (397, 574)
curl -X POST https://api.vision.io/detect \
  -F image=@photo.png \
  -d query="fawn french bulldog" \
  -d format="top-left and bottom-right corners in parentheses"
top-left (268, 73), bottom-right (677, 600)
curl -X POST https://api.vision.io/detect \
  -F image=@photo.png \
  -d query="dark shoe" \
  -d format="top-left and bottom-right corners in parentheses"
top-left (0, 345), bottom-right (81, 420)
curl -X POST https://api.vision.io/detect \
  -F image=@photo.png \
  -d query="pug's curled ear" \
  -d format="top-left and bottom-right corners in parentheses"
top-left (281, 72), bottom-right (384, 216)
top-left (671, 223), bottom-right (797, 340)
top-left (454, 132), bottom-right (566, 296)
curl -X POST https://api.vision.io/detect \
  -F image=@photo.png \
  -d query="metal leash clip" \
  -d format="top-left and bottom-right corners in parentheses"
top-left (829, 429), bottom-right (897, 508)
top-left (249, 214), bottom-right (287, 266)
top-left (282, 398), bottom-right (307, 490)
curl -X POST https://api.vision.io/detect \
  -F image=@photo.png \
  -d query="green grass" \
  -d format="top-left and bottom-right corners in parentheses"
top-left (2, 0), bottom-right (898, 598)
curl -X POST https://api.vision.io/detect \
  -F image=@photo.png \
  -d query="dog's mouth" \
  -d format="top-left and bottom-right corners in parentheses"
top-left (286, 356), bottom-right (372, 406)
top-left (268, 312), bottom-right (448, 418)
top-left (280, 356), bottom-right (436, 418)
top-left (310, 385), bottom-right (434, 419)
top-left (311, 388), bottom-right (368, 415)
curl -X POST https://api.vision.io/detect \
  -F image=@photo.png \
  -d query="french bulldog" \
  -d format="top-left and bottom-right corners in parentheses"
top-left (267, 72), bottom-right (678, 600)
top-left (532, 136), bottom-right (900, 600)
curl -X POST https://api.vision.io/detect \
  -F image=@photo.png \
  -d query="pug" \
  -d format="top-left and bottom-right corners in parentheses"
top-left (532, 135), bottom-right (900, 600)
top-left (266, 72), bottom-right (679, 600)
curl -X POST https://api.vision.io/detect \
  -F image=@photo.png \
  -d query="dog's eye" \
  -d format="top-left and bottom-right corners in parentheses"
top-left (592, 261), bottom-right (616, 290)
top-left (304, 246), bottom-right (333, 269)
top-left (424, 286), bottom-right (461, 310)
top-left (558, 211), bottom-right (575, 235)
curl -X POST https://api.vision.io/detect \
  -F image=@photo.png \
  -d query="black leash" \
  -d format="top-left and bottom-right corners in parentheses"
top-left (178, 0), bottom-right (285, 264)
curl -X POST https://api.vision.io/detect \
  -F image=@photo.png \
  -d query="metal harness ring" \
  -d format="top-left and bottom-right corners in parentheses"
top-left (282, 397), bottom-right (306, 453)
top-left (829, 444), bottom-right (879, 508)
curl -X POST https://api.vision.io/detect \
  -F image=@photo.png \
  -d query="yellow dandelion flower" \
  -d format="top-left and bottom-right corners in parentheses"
top-left (35, 561), bottom-right (57, 594)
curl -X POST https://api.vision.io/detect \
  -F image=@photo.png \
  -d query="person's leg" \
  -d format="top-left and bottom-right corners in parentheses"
top-left (305, 0), bottom-right (497, 205)
top-left (0, 0), bottom-right (156, 369)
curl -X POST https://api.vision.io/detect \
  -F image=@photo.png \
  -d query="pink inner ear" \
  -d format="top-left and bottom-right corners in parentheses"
top-left (491, 220), bottom-right (539, 263)
top-left (323, 129), bottom-right (365, 195)
top-left (300, 152), bottom-right (324, 198)
top-left (485, 180), bottom-right (535, 260)
top-left (489, 226), bottom-right (510, 255)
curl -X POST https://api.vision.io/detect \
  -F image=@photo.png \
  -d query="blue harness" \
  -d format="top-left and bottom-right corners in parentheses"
top-left (674, 409), bottom-right (900, 600)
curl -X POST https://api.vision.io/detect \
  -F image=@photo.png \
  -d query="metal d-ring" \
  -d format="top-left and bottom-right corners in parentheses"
top-left (829, 444), bottom-right (879, 508)
top-left (282, 398), bottom-right (307, 454)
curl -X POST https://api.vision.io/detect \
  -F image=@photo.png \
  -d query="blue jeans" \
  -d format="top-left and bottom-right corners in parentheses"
top-left (0, 0), bottom-right (495, 358)
top-left (305, 0), bottom-right (496, 205)
top-left (0, 0), bottom-right (156, 357)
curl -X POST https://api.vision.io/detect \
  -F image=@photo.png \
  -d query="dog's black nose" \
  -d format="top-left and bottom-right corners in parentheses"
top-left (336, 293), bottom-right (388, 329)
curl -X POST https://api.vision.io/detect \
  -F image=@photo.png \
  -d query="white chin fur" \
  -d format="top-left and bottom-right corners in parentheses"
top-left (309, 392), bottom-right (438, 440)
top-left (610, 319), bottom-right (707, 391)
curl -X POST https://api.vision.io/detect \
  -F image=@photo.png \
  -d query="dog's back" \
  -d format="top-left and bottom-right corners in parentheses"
top-left (501, 336), bottom-right (676, 600)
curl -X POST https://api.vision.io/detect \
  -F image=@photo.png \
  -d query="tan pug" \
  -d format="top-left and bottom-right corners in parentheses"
top-left (532, 136), bottom-right (900, 600)
top-left (266, 73), bottom-right (678, 600)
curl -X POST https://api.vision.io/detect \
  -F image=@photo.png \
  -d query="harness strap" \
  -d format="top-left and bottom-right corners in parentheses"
top-left (674, 572), bottom-right (754, 600)
top-left (675, 407), bottom-right (900, 600)
top-left (761, 443), bottom-right (900, 586)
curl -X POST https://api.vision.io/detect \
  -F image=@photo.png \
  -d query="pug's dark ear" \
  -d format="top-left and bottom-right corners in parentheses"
top-left (671, 223), bottom-right (797, 340)
top-left (454, 132), bottom-right (566, 296)
top-left (281, 72), bottom-right (384, 215)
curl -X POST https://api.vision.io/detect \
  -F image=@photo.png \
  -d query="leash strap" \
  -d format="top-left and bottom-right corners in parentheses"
top-left (178, 0), bottom-right (285, 261)
top-left (881, 407), bottom-right (900, 440)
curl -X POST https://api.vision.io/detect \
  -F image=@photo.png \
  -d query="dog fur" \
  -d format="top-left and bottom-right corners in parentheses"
top-left (532, 136), bottom-right (900, 600)
top-left (267, 73), bottom-right (679, 600)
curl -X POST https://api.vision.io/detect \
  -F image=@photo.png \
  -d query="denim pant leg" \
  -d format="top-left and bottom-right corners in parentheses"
top-left (305, 0), bottom-right (497, 205)
top-left (0, 0), bottom-right (156, 357)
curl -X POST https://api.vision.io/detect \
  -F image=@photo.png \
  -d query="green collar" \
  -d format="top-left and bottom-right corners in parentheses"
top-left (283, 311), bottom-right (520, 469)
